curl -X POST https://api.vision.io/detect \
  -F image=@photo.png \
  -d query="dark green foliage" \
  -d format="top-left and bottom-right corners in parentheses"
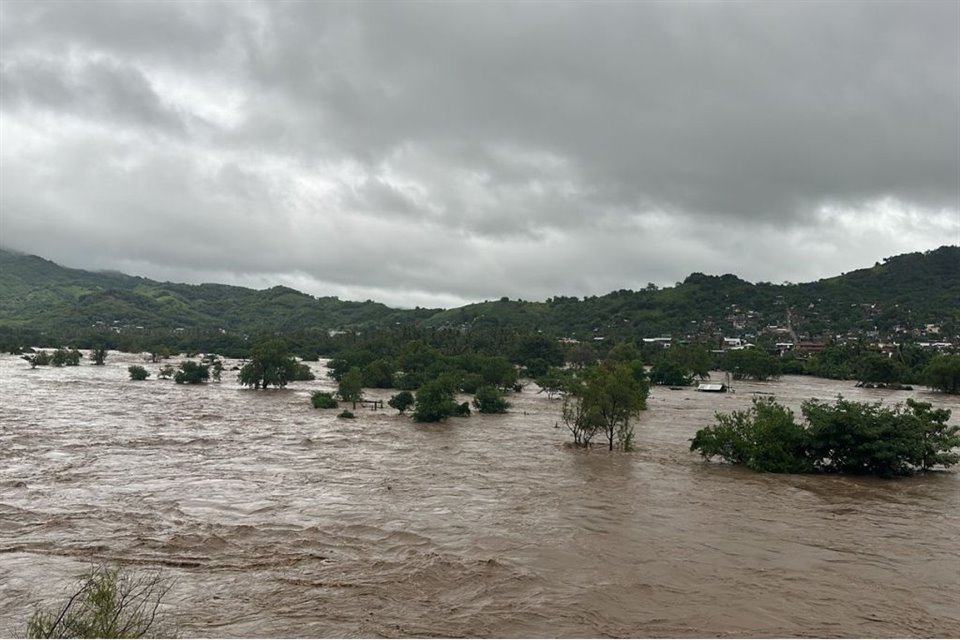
top-left (388, 390), bottom-right (414, 414)
top-left (720, 348), bottom-right (782, 381)
top-left (23, 350), bottom-right (51, 367)
top-left (337, 410), bottom-right (356, 419)
top-left (690, 398), bottom-right (813, 473)
top-left (127, 365), bottom-right (150, 381)
top-left (535, 367), bottom-right (572, 398)
top-left (565, 344), bottom-right (598, 369)
top-left (360, 358), bottom-right (394, 388)
top-left (293, 362), bottom-right (315, 381)
top-left (924, 354), bottom-right (960, 394)
top-left (457, 372), bottom-right (485, 394)
top-left (238, 339), bottom-right (301, 390)
top-left (480, 355), bottom-right (518, 390)
top-left (91, 347), bottom-right (108, 365)
top-left (856, 351), bottom-right (907, 385)
top-left (691, 397), bottom-right (960, 477)
top-left (650, 360), bottom-right (693, 386)
top-left (337, 367), bottom-right (364, 407)
top-left (473, 385), bottom-right (510, 413)
top-left (25, 564), bottom-right (173, 639)
top-left (511, 334), bottom-right (565, 371)
top-left (310, 391), bottom-right (338, 409)
top-left (804, 341), bottom-right (862, 380)
top-left (174, 361), bottom-right (209, 384)
top-left (412, 378), bottom-right (459, 422)
top-left (51, 348), bottom-right (82, 367)
top-left (453, 401), bottom-right (472, 417)
top-left (157, 364), bottom-right (175, 380)
top-left (803, 397), bottom-right (924, 477)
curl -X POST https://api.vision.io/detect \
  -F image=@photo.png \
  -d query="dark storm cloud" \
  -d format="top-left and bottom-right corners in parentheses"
top-left (0, 0), bottom-right (957, 307)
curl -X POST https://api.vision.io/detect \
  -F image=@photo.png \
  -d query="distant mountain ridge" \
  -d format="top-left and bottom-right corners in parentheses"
top-left (0, 246), bottom-right (957, 342)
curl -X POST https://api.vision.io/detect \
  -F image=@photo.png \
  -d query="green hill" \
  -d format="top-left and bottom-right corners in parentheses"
top-left (1, 245), bottom-right (957, 345)
top-left (0, 249), bottom-right (429, 335)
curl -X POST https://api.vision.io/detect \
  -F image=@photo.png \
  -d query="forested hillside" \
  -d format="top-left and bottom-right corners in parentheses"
top-left (1, 246), bottom-right (957, 348)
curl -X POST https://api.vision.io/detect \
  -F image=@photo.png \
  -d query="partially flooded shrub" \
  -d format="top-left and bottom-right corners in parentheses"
top-left (338, 409), bottom-right (356, 419)
top-left (311, 391), bottom-right (338, 409)
top-left (173, 361), bottom-right (209, 384)
top-left (128, 365), bottom-right (150, 381)
top-left (26, 563), bottom-right (174, 638)
top-left (387, 391), bottom-right (414, 414)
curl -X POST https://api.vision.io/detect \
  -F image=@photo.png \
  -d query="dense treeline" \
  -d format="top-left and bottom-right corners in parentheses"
top-left (7, 318), bottom-right (959, 395)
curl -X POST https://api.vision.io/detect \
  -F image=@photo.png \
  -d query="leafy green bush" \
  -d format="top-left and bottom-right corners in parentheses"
top-left (293, 362), bottom-right (315, 381)
top-left (473, 385), bottom-right (510, 413)
top-left (128, 365), bottom-right (150, 381)
top-left (23, 350), bottom-right (51, 368)
top-left (337, 367), bottom-right (364, 407)
top-left (311, 391), bottom-right (339, 409)
top-left (691, 396), bottom-right (960, 477)
top-left (690, 397), bottom-right (813, 473)
top-left (51, 348), bottom-right (82, 367)
top-left (337, 410), bottom-right (356, 419)
top-left (412, 378), bottom-right (459, 422)
top-left (173, 361), bottom-right (209, 384)
top-left (803, 397), bottom-right (959, 477)
top-left (25, 564), bottom-right (174, 638)
top-left (388, 390), bottom-right (414, 414)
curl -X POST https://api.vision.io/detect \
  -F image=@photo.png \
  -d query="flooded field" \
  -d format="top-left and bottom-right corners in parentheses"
top-left (1, 351), bottom-right (959, 637)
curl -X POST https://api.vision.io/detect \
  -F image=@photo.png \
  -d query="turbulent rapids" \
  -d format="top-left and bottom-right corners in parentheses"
top-left (1, 353), bottom-right (959, 637)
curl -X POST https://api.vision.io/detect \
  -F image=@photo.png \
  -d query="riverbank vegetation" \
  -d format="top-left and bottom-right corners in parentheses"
top-left (690, 397), bottom-right (960, 477)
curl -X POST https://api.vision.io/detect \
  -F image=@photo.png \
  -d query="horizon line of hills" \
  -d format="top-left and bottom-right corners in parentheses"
top-left (1, 245), bottom-right (958, 343)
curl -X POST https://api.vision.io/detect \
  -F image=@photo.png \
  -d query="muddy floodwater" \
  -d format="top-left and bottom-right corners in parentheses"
top-left (1, 352), bottom-right (959, 638)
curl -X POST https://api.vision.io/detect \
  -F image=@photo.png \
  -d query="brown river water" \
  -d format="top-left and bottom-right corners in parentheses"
top-left (1, 351), bottom-right (959, 638)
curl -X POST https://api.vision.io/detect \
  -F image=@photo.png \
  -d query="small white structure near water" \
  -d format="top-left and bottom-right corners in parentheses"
top-left (697, 383), bottom-right (728, 393)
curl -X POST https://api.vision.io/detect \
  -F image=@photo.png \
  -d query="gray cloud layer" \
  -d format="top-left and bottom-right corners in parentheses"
top-left (1, 0), bottom-right (957, 308)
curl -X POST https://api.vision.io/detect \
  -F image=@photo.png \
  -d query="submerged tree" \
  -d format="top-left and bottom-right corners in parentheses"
top-left (720, 347), bottom-right (781, 381)
top-left (128, 365), bottom-right (150, 381)
top-left (310, 391), bottom-right (339, 409)
top-left (91, 347), bottom-right (108, 366)
top-left (924, 354), bottom-right (960, 394)
top-left (174, 361), bottom-right (209, 385)
top-left (473, 385), bottom-right (510, 414)
top-left (561, 361), bottom-right (648, 450)
top-left (691, 396), bottom-right (960, 477)
top-left (412, 377), bottom-right (459, 423)
top-left (26, 564), bottom-right (174, 638)
top-left (388, 390), bottom-right (415, 415)
top-left (238, 339), bottom-right (301, 390)
top-left (337, 367), bottom-right (364, 408)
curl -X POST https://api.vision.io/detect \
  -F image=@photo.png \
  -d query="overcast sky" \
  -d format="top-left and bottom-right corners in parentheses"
top-left (1, 0), bottom-right (958, 308)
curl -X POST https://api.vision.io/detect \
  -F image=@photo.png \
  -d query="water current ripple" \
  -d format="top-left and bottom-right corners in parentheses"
top-left (1, 352), bottom-right (959, 637)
